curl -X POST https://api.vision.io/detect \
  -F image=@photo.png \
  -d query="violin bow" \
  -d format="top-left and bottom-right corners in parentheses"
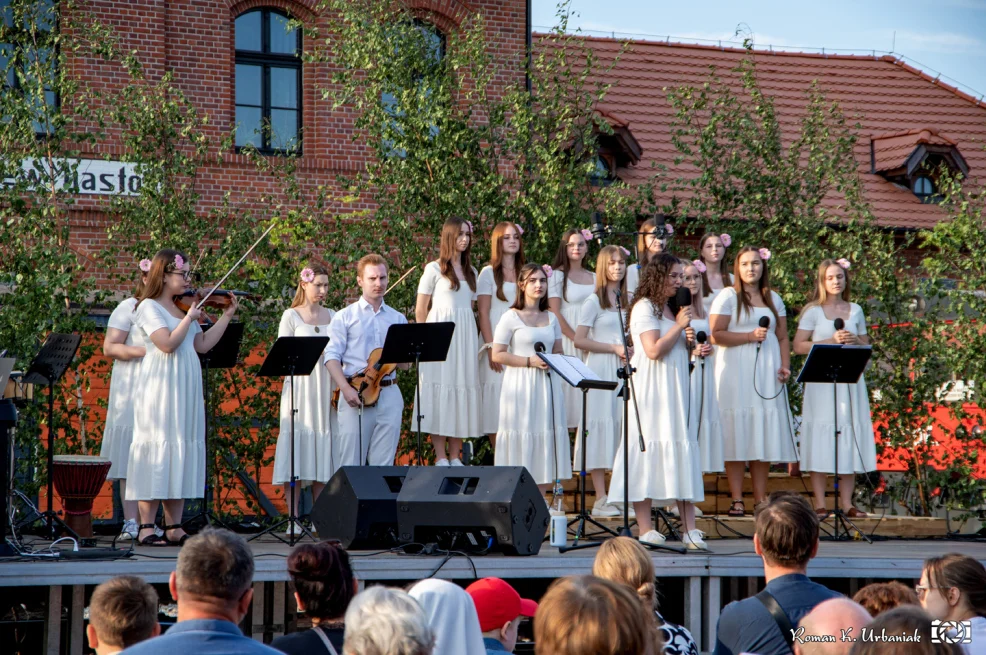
top-left (385, 265), bottom-right (417, 295)
top-left (195, 221), bottom-right (277, 310)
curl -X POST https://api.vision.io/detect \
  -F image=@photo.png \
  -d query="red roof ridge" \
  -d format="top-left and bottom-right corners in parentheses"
top-left (871, 128), bottom-right (957, 146)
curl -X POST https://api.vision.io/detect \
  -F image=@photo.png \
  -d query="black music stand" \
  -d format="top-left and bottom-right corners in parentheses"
top-left (379, 322), bottom-right (455, 466)
top-left (797, 343), bottom-right (872, 543)
top-left (183, 322), bottom-right (244, 532)
top-left (251, 336), bottom-right (329, 545)
top-left (21, 333), bottom-right (82, 540)
top-left (0, 358), bottom-right (17, 556)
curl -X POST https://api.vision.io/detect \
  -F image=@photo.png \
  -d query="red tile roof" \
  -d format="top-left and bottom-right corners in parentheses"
top-left (548, 36), bottom-right (986, 229)
top-left (871, 128), bottom-right (957, 173)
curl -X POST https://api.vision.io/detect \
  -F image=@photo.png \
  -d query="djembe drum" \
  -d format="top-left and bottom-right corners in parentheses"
top-left (52, 455), bottom-right (111, 538)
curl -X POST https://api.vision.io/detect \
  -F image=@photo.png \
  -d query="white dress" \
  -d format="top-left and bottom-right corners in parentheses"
top-left (548, 271), bottom-right (595, 428)
top-left (477, 266), bottom-right (516, 435)
top-left (608, 300), bottom-right (704, 503)
top-left (413, 261), bottom-right (482, 439)
top-left (797, 304), bottom-right (877, 474)
top-left (126, 300), bottom-right (204, 500)
top-left (702, 287), bottom-right (725, 314)
top-left (493, 312), bottom-right (571, 485)
top-left (100, 298), bottom-right (142, 480)
top-left (688, 314), bottom-right (724, 472)
top-left (272, 308), bottom-right (338, 486)
top-left (627, 264), bottom-right (641, 297)
top-left (574, 294), bottom-right (622, 471)
top-left (710, 288), bottom-right (797, 463)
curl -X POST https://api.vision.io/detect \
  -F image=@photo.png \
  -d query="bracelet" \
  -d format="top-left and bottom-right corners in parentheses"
top-left (526, 356), bottom-right (531, 368)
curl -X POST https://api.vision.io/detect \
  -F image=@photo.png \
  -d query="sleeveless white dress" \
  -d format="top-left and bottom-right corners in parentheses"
top-left (126, 299), bottom-right (204, 500)
top-left (797, 304), bottom-right (877, 474)
top-left (101, 297), bottom-right (143, 480)
top-left (413, 261), bottom-right (482, 439)
top-left (688, 314), bottom-right (724, 473)
top-left (709, 288), bottom-right (797, 463)
top-left (548, 271), bottom-right (595, 428)
top-left (493, 311), bottom-right (570, 484)
top-left (477, 266), bottom-right (516, 435)
top-left (574, 294), bottom-right (623, 471)
top-left (608, 300), bottom-right (704, 503)
top-left (272, 308), bottom-right (338, 485)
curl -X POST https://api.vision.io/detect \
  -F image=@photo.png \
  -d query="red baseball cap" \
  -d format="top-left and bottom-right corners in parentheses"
top-left (466, 577), bottom-right (538, 632)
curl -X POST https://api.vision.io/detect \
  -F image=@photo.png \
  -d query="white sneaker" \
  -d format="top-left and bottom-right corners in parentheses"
top-left (435, 458), bottom-right (450, 467)
top-left (120, 519), bottom-right (138, 539)
top-left (639, 529), bottom-right (666, 545)
top-left (283, 520), bottom-right (303, 537)
top-left (682, 529), bottom-right (708, 550)
top-left (591, 496), bottom-right (621, 517)
top-left (449, 458), bottom-right (464, 467)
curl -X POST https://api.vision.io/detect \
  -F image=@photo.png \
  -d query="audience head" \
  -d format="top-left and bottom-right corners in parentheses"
top-left (287, 542), bottom-right (356, 622)
top-left (171, 528), bottom-right (254, 622)
top-left (754, 491), bottom-right (820, 570)
top-left (86, 576), bottom-right (160, 655)
top-left (534, 575), bottom-right (656, 655)
top-left (918, 553), bottom-right (986, 622)
top-left (592, 536), bottom-right (658, 616)
top-left (466, 577), bottom-right (537, 652)
top-left (853, 581), bottom-right (920, 618)
top-left (848, 605), bottom-right (964, 655)
top-left (343, 586), bottom-right (434, 655)
top-left (793, 598), bottom-right (871, 655)
top-left (409, 579), bottom-right (486, 655)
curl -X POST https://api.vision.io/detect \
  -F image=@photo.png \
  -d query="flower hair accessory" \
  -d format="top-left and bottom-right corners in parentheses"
top-left (300, 267), bottom-right (315, 283)
top-left (758, 248), bottom-right (772, 261)
top-left (836, 258), bottom-right (851, 270)
top-left (172, 254), bottom-right (184, 271)
top-left (542, 264), bottom-right (553, 278)
top-left (720, 233), bottom-right (732, 247)
top-left (619, 246), bottom-right (630, 257)
top-left (138, 258), bottom-right (152, 273)
top-left (464, 220), bottom-right (474, 233)
top-left (580, 228), bottom-right (593, 242)
top-left (664, 223), bottom-right (674, 235)
top-left (515, 223), bottom-right (524, 235)
top-left (692, 259), bottom-right (707, 273)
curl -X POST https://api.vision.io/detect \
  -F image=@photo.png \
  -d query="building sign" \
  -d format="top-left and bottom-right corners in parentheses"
top-left (3, 158), bottom-right (144, 196)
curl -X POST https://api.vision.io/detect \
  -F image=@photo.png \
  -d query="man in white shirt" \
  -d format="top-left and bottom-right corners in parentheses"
top-left (326, 254), bottom-right (409, 467)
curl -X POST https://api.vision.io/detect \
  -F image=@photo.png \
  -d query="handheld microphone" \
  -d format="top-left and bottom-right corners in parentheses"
top-left (756, 315), bottom-right (770, 352)
top-left (674, 287), bottom-right (692, 315)
top-left (696, 331), bottom-right (707, 344)
top-left (535, 342), bottom-right (545, 352)
top-left (834, 318), bottom-right (845, 331)
top-left (590, 212), bottom-right (607, 245)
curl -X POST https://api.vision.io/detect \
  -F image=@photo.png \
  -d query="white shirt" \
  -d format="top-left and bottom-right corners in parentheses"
top-left (325, 296), bottom-right (408, 377)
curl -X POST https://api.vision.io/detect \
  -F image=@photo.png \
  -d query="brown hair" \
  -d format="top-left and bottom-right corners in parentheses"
top-left (754, 491), bottom-right (819, 568)
top-left (800, 258), bottom-right (852, 318)
top-left (88, 575), bottom-right (159, 649)
top-left (489, 222), bottom-right (526, 302)
top-left (849, 606), bottom-right (964, 655)
top-left (698, 233), bottom-right (732, 295)
top-left (357, 254), bottom-right (388, 277)
top-left (287, 542), bottom-right (355, 621)
top-left (550, 228), bottom-right (587, 302)
top-left (136, 248), bottom-right (187, 307)
top-left (438, 216), bottom-right (476, 292)
top-left (593, 245), bottom-right (627, 310)
top-left (636, 217), bottom-right (664, 269)
top-left (681, 261), bottom-right (707, 321)
top-left (534, 575), bottom-right (656, 655)
top-left (592, 537), bottom-right (659, 618)
top-left (627, 253), bottom-right (680, 324)
top-left (732, 246), bottom-right (780, 324)
top-left (291, 263), bottom-right (330, 308)
top-left (510, 263), bottom-right (549, 312)
top-left (923, 553), bottom-right (986, 618)
top-left (853, 582), bottom-right (920, 618)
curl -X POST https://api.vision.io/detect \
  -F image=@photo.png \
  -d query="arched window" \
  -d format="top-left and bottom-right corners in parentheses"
top-left (913, 175), bottom-right (935, 202)
top-left (589, 152), bottom-right (616, 187)
top-left (235, 8), bottom-right (301, 153)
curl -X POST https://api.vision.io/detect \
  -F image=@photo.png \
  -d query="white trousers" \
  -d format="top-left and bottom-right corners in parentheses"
top-left (336, 385), bottom-right (403, 466)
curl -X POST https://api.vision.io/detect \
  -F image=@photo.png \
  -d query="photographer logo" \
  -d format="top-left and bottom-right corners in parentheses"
top-left (931, 619), bottom-right (972, 644)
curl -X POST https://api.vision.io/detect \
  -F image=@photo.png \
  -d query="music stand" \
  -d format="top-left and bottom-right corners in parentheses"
top-left (379, 322), bottom-right (455, 466)
top-left (20, 333), bottom-right (82, 540)
top-left (0, 357), bottom-right (17, 556)
top-left (251, 336), bottom-right (329, 545)
top-left (797, 343), bottom-right (872, 543)
top-left (183, 322), bottom-right (244, 532)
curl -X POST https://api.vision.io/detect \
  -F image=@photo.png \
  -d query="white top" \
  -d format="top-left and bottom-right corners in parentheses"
top-left (107, 297), bottom-right (139, 341)
top-left (709, 287), bottom-right (787, 328)
top-left (279, 307), bottom-right (335, 339)
top-left (577, 293), bottom-right (623, 345)
top-left (547, 269), bottom-right (596, 305)
top-left (417, 260), bottom-right (477, 301)
top-left (797, 303), bottom-right (867, 338)
top-left (493, 310), bottom-right (562, 355)
top-left (476, 265), bottom-right (516, 331)
top-left (626, 263), bottom-right (641, 297)
top-left (326, 297), bottom-right (407, 377)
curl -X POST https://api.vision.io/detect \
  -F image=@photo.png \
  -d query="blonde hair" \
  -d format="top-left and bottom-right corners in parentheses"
top-left (799, 258), bottom-right (851, 318)
top-left (291, 263), bottom-right (330, 308)
top-left (593, 245), bottom-right (627, 310)
top-left (592, 536), bottom-right (657, 615)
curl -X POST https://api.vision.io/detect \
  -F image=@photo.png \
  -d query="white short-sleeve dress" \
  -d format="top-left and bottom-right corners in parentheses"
top-left (126, 300), bottom-right (204, 500)
top-left (272, 307), bottom-right (338, 486)
top-left (574, 294), bottom-right (623, 471)
top-left (626, 264), bottom-right (641, 297)
top-left (493, 311), bottom-right (571, 485)
top-left (548, 270), bottom-right (595, 428)
top-left (709, 288), bottom-right (797, 463)
top-left (100, 297), bottom-right (143, 480)
top-left (797, 304), bottom-right (877, 474)
top-left (413, 261), bottom-right (482, 439)
top-left (702, 287), bottom-right (725, 314)
top-left (688, 313), bottom-right (724, 472)
top-left (608, 300), bottom-right (704, 504)
top-left (477, 265), bottom-right (516, 435)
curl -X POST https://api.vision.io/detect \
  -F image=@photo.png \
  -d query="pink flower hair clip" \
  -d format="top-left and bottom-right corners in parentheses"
top-left (300, 267), bottom-right (315, 283)
top-left (720, 233), bottom-right (732, 247)
top-left (580, 228), bottom-right (593, 242)
top-left (693, 259), bottom-right (707, 273)
top-left (619, 246), bottom-right (631, 257)
top-left (758, 248), bottom-right (772, 261)
top-left (542, 264), bottom-right (553, 278)
top-left (138, 258), bottom-right (152, 273)
top-left (173, 254), bottom-right (184, 271)
top-left (664, 223), bottom-right (674, 235)
top-left (836, 258), bottom-right (851, 270)
top-left (515, 223), bottom-right (524, 235)
top-left (464, 220), bottom-right (474, 234)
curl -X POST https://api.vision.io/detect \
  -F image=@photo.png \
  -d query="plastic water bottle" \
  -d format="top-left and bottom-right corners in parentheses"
top-left (550, 480), bottom-right (566, 516)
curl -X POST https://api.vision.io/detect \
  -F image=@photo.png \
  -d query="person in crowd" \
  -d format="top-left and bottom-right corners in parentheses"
top-left (466, 577), bottom-right (538, 655)
top-left (271, 542), bottom-right (356, 655)
top-left (852, 582), bottom-right (919, 618)
top-left (682, 260), bottom-right (723, 476)
top-left (342, 586), bottom-right (435, 655)
top-left (792, 598), bottom-right (872, 655)
top-left (534, 574), bottom-right (657, 655)
top-left (592, 536), bottom-right (698, 655)
top-left (696, 232), bottom-right (732, 312)
top-left (713, 491), bottom-right (841, 655)
top-left (121, 528), bottom-right (280, 654)
top-left (917, 553), bottom-right (986, 653)
top-left (849, 605), bottom-right (965, 655)
top-left (626, 217), bottom-right (668, 296)
top-left (87, 575), bottom-right (159, 655)
top-left (408, 579), bottom-right (487, 655)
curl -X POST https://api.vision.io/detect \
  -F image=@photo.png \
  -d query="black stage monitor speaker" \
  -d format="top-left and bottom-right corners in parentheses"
top-left (396, 466), bottom-right (548, 556)
top-left (311, 466), bottom-right (408, 550)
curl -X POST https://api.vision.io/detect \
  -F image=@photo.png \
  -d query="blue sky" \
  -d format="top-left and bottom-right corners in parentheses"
top-left (532, 0), bottom-right (986, 100)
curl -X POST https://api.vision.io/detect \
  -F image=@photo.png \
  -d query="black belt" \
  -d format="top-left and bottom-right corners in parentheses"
top-left (379, 379), bottom-right (395, 388)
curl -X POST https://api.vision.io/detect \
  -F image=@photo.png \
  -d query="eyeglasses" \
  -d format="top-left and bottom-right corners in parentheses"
top-left (914, 584), bottom-right (952, 600)
top-left (168, 270), bottom-right (192, 281)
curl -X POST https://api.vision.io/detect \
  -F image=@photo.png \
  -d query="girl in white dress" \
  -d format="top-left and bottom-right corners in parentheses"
top-left (697, 232), bottom-right (732, 313)
top-left (548, 228), bottom-right (595, 429)
top-left (477, 222), bottom-right (525, 444)
top-left (573, 245), bottom-right (628, 517)
top-left (493, 264), bottom-right (570, 495)
top-left (626, 217), bottom-right (669, 296)
top-left (683, 261), bottom-right (724, 473)
top-left (710, 246), bottom-right (797, 516)
top-left (793, 258), bottom-right (876, 517)
top-left (608, 254), bottom-right (707, 549)
top-left (414, 217), bottom-right (482, 465)
top-left (128, 249), bottom-right (239, 546)
top-left (273, 264), bottom-right (337, 527)
top-left (100, 264), bottom-right (148, 538)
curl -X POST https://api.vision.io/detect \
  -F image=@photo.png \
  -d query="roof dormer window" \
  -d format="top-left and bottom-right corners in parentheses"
top-left (870, 128), bottom-right (967, 203)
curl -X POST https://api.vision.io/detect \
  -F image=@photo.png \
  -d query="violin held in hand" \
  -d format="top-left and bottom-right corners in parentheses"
top-left (331, 347), bottom-right (397, 409)
top-left (174, 289), bottom-right (260, 313)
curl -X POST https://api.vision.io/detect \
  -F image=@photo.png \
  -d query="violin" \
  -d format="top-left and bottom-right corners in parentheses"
top-left (174, 289), bottom-right (260, 314)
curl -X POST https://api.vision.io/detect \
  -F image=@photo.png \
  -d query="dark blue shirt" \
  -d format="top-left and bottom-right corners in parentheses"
top-left (713, 573), bottom-right (842, 655)
top-left (121, 618), bottom-right (283, 655)
top-left (483, 637), bottom-right (509, 654)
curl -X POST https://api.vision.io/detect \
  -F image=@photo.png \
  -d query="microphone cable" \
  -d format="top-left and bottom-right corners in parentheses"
top-left (753, 316), bottom-right (786, 401)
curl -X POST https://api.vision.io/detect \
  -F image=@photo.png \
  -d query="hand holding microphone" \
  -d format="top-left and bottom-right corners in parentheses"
top-left (833, 317), bottom-right (856, 345)
top-left (753, 315), bottom-right (770, 344)
top-left (674, 287), bottom-right (693, 338)
top-left (696, 331), bottom-right (712, 358)
top-left (531, 342), bottom-right (550, 370)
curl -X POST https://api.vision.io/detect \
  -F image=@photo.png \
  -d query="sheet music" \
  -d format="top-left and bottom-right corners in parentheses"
top-left (537, 353), bottom-right (603, 388)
